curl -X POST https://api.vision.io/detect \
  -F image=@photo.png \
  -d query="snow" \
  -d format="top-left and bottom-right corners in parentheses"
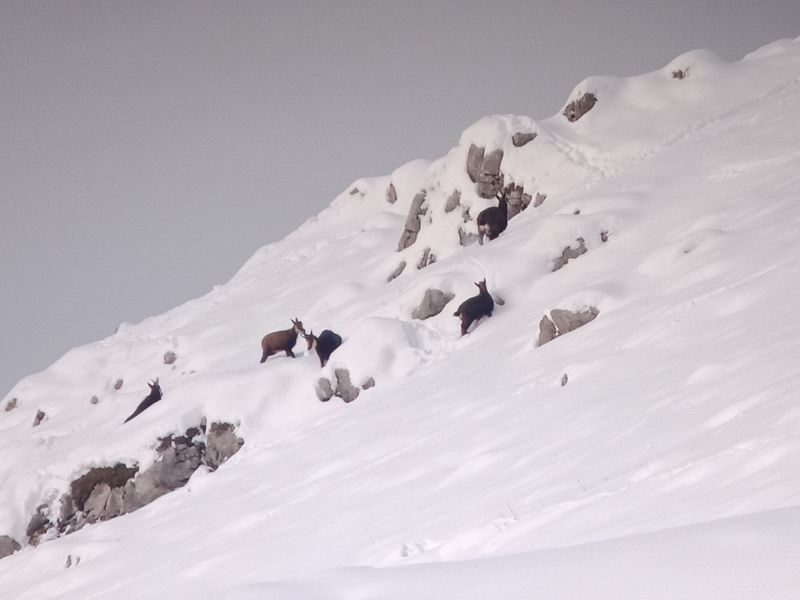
top-left (2, 37), bottom-right (800, 598)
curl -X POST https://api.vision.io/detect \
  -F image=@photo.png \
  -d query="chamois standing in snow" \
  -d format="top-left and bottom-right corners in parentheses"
top-left (123, 379), bottom-right (162, 424)
top-left (476, 189), bottom-right (508, 245)
top-left (453, 279), bottom-right (494, 336)
top-left (303, 329), bottom-right (343, 367)
top-left (260, 318), bottom-right (305, 363)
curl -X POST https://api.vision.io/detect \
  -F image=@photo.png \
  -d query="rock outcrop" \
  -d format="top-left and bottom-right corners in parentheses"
top-left (563, 92), bottom-right (598, 122)
top-left (412, 289), bottom-right (455, 320)
top-left (0, 535), bottom-right (21, 560)
top-left (163, 351), bottom-right (177, 365)
top-left (538, 307), bottom-right (599, 346)
top-left (317, 369), bottom-right (362, 403)
top-left (552, 238), bottom-right (587, 271)
top-left (397, 191), bottom-right (428, 251)
top-left (512, 131), bottom-right (537, 147)
top-left (26, 422), bottom-right (243, 544)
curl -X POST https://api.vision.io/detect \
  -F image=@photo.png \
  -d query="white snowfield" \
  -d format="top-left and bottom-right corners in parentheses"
top-left (2, 37), bottom-right (800, 599)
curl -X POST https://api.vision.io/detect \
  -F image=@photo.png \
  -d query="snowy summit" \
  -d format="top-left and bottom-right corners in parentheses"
top-left (2, 37), bottom-right (800, 599)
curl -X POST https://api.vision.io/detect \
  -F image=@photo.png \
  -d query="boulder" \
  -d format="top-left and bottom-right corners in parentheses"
top-left (32, 410), bottom-right (46, 428)
top-left (476, 149), bottom-right (505, 198)
top-left (0, 535), bottom-right (21, 560)
top-left (412, 289), bottom-right (455, 320)
top-left (512, 131), bottom-right (537, 147)
top-left (114, 378), bottom-right (124, 390)
top-left (538, 307), bottom-right (599, 346)
top-left (333, 369), bottom-right (360, 403)
top-left (4, 398), bottom-right (17, 412)
top-left (397, 191), bottom-right (428, 251)
top-left (533, 192), bottom-right (547, 208)
top-left (316, 378), bottom-right (335, 402)
top-left (552, 238), bottom-right (587, 271)
top-left (386, 183), bottom-right (397, 204)
top-left (466, 144), bottom-right (485, 183)
top-left (387, 261), bottom-right (406, 282)
top-left (361, 377), bottom-right (376, 390)
top-left (444, 190), bottom-right (461, 213)
top-left (163, 351), bottom-right (177, 365)
top-left (563, 92), bottom-right (597, 122)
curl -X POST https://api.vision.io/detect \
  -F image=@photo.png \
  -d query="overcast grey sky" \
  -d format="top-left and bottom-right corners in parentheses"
top-left (1, 1), bottom-right (798, 396)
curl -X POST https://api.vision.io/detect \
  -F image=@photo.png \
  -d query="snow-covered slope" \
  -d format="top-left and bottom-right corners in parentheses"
top-left (2, 37), bottom-right (800, 598)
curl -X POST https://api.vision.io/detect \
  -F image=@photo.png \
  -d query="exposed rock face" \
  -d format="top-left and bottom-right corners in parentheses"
top-left (466, 144), bottom-right (485, 183)
top-left (0, 535), bottom-right (21, 559)
top-left (163, 351), bottom-right (177, 365)
top-left (417, 248), bottom-right (436, 270)
top-left (397, 191), bottom-right (428, 251)
top-left (318, 370), bottom-right (362, 403)
top-left (4, 398), bottom-right (17, 412)
top-left (30, 422), bottom-right (243, 543)
top-left (538, 307), bottom-right (599, 346)
top-left (563, 92), bottom-right (598, 122)
top-left (333, 369), bottom-right (360, 403)
top-left (361, 377), bottom-right (376, 390)
top-left (533, 192), bottom-right (547, 208)
top-left (206, 423), bottom-right (245, 471)
top-left (316, 378), bottom-right (335, 401)
top-left (477, 149), bottom-right (505, 198)
top-left (506, 183), bottom-right (532, 219)
top-left (32, 410), bottom-right (46, 428)
top-left (444, 190), bottom-right (461, 213)
top-left (412, 289), bottom-right (455, 320)
top-left (552, 238), bottom-right (587, 271)
top-left (387, 261), bottom-right (407, 282)
top-left (386, 183), bottom-right (397, 204)
top-left (512, 131), bottom-right (537, 147)
top-left (672, 68), bottom-right (689, 79)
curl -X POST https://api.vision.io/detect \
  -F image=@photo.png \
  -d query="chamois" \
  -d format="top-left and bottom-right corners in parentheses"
top-left (303, 329), bottom-right (343, 367)
top-left (453, 279), bottom-right (494, 336)
top-left (476, 189), bottom-right (508, 245)
top-left (260, 318), bottom-right (305, 363)
top-left (123, 379), bottom-right (162, 424)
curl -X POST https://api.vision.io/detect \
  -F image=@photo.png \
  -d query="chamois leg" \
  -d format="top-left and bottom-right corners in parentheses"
top-left (478, 227), bottom-right (485, 246)
top-left (285, 348), bottom-right (296, 358)
top-left (460, 316), bottom-right (473, 336)
top-left (260, 349), bottom-right (272, 363)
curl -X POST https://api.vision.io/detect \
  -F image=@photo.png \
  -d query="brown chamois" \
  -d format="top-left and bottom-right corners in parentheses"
top-left (303, 329), bottom-right (343, 367)
top-left (453, 279), bottom-right (494, 336)
top-left (123, 379), bottom-right (162, 424)
top-left (260, 318), bottom-right (305, 363)
top-left (476, 189), bottom-right (508, 245)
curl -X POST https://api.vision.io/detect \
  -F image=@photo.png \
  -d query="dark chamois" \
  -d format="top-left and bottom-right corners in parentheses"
top-left (123, 379), bottom-right (162, 424)
top-left (260, 318), bottom-right (305, 363)
top-left (453, 279), bottom-right (494, 336)
top-left (303, 329), bottom-right (343, 367)
top-left (476, 189), bottom-right (508, 245)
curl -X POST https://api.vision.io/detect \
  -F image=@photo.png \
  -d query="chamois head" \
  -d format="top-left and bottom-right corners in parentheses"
top-left (148, 378), bottom-right (161, 396)
top-left (291, 318), bottom-right (305, 335)
top-left (303, 330), bottom-right (317, 351)
top-left (475, 279), bottom-right (489, 294)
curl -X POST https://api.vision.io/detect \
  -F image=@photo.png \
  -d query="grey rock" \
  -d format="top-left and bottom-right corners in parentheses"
top-left (563, 92), bottom-right (598, 122)
top-left (90, 395), bottom-right (99, 405)
top-left (416, 248), bottom-right (436, 270)
top-left (316, 378), bottom-right (335, 402)
top-left (466, 144), bottom-right (485, 183)
top-left (506, 184), bottom-right (525, 219)
top-left (550, 307), bottom-right (599, 336)
top-left (476, 149), bottom-right (505, 199)
top-left (361, 377), bottom-right (376, 390)
top-left (672, 68), bottom-right (689, 79)
top-left (26, 505), bottom-right (51, 544)
top-left (114, 379), bottom-right (124, 391)
top-left (349, 187), bottom-right (360, 196)
top-left (412, 289), bottom-right (455, 320)
top-left (206, 422), bottom-right (244, 471)
top-left (387, 261), bottom-right (406, 282)
top-left (538, 316), bottom-right (558, 346)
top-left (163, 351), bottom-right (177, 365)
top-left (561, 373), bottom-right (569, 387)
top-left (0, 535), bottom-right (21, 559)
top-left (4, 398), bottom-right (17, 412)
top-left (386, 183), bottom-right (397, 204)
top-left (32, 410), bottom-right (46, 428)
top-left (83, 483), bottom-right (113, 523)
top-left (533, 192), bottom-right (547, 208)
top-left (444, 190), bottom-right (461, 213)
top-left (334, 369), bottom-right (360, 403)
top-left (601, 230), bottom-right (609, 243)
top-left (512, 131), bottom-right (537, 147)
top-left (552, 238), bottom-right (587, 271)
top-left (396, 191), bottom-right (428, 251)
